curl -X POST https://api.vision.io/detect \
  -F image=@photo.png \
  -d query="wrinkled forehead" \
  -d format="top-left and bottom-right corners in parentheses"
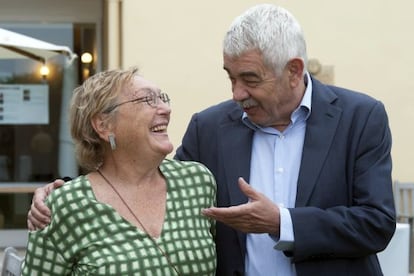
top-left (126, 75), bottom-right (161, 97)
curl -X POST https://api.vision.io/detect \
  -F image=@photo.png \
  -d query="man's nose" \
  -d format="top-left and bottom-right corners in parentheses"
top-left (232, 81), bottom-right (249, 101)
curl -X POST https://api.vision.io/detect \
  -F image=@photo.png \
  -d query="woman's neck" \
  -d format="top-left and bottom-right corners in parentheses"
top-left (98, 154), bottom-right (164, 188)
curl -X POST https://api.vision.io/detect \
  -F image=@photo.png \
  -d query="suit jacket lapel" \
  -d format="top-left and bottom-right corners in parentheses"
top-left (296, 80), bottom-right (342, 207)
top-left (217, 105), bottom-right (253, 260)
top-left (218, 106), bottom-right (254, 207)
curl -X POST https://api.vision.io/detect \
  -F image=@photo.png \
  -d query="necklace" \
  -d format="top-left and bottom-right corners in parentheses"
top-left (96, 169), bottom-right (181, 276)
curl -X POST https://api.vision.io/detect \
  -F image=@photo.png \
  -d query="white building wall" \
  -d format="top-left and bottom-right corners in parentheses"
top-left (121, 0), bottom-right (414, 181)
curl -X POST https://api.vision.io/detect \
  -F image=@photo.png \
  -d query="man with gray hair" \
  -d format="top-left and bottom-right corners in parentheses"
top-left (178, 4), bottom-right (395, 275)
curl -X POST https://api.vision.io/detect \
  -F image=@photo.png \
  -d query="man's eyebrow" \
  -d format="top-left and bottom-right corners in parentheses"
top-left (223, 67), bottom-right (260, 79)
top-left (239, 71), bottom-right (260, 78)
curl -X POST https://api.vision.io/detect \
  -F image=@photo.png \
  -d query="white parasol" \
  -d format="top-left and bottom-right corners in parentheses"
top-left (0, 27), bottom-right (74, 62)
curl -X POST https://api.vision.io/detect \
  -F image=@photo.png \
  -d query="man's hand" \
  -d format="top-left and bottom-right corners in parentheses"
top-left (202, 177), bottom-right (280, 235)
top-left (27, 179), bottom-right (65, 231)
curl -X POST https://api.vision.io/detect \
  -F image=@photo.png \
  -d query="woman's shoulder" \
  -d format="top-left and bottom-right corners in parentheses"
top-left (161, 158), bottom-right (213, 176)
top-left (47, 175), bottom-right (93, 205)
top-left (161, 159), bottom-right (216, 199)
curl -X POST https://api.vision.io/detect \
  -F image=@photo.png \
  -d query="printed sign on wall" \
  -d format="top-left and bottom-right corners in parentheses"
top-left (0, 84), bottom-right (49, 124)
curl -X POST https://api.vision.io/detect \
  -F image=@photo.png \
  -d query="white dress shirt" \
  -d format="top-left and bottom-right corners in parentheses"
top-left (243, 73), bottom-right (312, 275)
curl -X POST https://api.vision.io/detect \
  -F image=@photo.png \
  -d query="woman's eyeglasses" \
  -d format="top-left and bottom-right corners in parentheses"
top-left (104, 90), bottom-right (170, 113)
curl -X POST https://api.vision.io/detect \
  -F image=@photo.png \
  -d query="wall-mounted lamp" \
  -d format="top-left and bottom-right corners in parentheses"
top-left (81, 52), bottom-right (93, 64)
top-left (81, 52), bottom-right (93, 80)
top-left (40, 64), bottom-right (50, 80)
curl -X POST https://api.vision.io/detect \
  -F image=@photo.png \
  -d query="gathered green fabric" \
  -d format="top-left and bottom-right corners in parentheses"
top-left (22, 159), bottom-right (217, 275)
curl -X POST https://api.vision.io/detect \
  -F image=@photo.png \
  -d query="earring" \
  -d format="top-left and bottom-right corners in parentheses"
top-left (108, 133), bottom-right (116, 150)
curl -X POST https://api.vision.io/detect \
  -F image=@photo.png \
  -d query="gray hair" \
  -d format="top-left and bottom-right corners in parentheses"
top-left (223, 4), bottom-right (307, 76)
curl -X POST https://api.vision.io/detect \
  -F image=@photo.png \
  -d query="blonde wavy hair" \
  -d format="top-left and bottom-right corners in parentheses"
top-left (69, 67), bottom-right (139, 171)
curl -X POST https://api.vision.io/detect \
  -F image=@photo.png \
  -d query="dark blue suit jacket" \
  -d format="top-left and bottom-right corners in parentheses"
top-left (175, 78), bottom-right (396, 276)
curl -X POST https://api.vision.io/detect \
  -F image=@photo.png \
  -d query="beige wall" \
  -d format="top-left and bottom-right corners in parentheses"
top-left (121, 0), bottom-right (414, 181)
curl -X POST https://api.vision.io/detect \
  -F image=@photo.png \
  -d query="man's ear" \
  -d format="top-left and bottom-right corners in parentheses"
top-left (91, 114), bottom-right (112, 142)
top-left (286, 58), bottom-right (305, 87)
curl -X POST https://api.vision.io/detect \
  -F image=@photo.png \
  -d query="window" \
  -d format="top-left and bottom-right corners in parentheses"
top-left (0, 23), bottom-right (99, 240)
top-left (0, 0), bottom-right (102, 247)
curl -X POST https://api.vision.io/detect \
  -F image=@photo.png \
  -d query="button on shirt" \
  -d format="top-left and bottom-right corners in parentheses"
top-left (243, 73), bottom-right (312, 276)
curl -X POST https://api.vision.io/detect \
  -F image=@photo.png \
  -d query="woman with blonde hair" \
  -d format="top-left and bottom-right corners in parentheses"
top-left (22, 67), bottom-right (216, 275)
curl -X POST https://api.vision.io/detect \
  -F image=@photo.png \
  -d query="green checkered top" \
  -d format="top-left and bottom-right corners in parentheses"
top-left (22, 159), bottom-right (217, 275)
